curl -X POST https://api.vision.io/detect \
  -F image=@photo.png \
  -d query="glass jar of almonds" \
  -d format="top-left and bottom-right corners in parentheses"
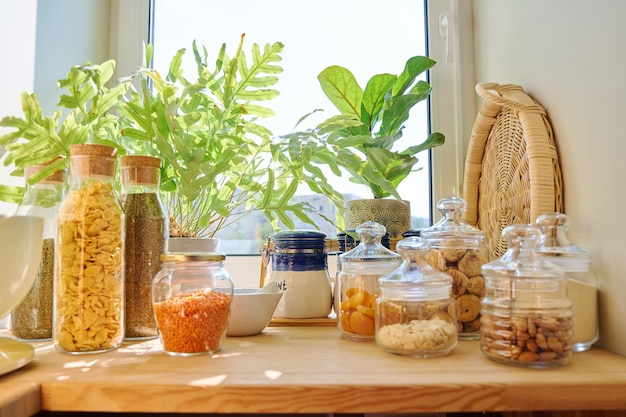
top-left (481, 224), bottom-right (573, 368)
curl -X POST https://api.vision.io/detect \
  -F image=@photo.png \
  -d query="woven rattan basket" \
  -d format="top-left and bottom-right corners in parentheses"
top-left (462, 82), bottom-right (563, 261)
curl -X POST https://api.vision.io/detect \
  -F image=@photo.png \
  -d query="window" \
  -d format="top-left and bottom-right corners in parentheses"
top-left (110, 0), bottom-right (473, 256)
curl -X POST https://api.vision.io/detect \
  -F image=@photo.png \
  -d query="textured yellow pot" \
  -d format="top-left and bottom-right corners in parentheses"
top-left (344, 199), bottom-right (411, 238)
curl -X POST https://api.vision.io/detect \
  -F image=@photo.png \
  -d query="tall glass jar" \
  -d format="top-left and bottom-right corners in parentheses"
top-left (481, 224), bottom-right (574, 368)
top-left (536, 212), bottom-right (598, 352)
top-left (421, 197), bottom-right (488, 340)
top-left (152, 253), bottom-right (233, 356)
top-left (336, 221), bottom-right (402, 341)
top-left (54, 144), bottom-right (125, 354)
top-left (11, 161), bottom-right (66, 340)
top-left (376, 237), bottom-right (458, 357)
top-left (120, 155), bottom-right (168, 340)
top-left (269, 230), bottom-right (332, 319)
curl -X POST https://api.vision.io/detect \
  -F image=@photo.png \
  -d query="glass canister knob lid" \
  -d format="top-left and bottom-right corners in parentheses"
top-left (340, 221), bottom-right (401, 262)
top-left (421, 197), bottom-right (484, 237)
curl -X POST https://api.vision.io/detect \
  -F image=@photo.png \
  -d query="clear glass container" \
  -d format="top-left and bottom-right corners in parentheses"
top-left (481, 224), bottom-right (574, 368)
top-left (376, 237), bottom-right (458, 357)
top-left (11, 161), bottom-right (66, 340)
top-left (54, 144), bottom-right (125, 354)
top-left (269, 230), bottom-right (332, 319)
top-left (421, 197), bottom-right (488, 340)
top-left (152, 253), bottom-right (234, 356)
top-left (337, 221), bottom-right (402, 341)
top-left (536, 212), bottom-right (598, 352)
top-left (120, 155), bottom-right (168, 340)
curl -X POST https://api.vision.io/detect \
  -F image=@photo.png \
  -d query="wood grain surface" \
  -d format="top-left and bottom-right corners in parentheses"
top-left (1, 327), bottom-right (626, 415)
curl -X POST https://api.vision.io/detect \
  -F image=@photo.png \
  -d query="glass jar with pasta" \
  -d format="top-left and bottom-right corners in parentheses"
top-left (54, 144), bottom-right (125, 354)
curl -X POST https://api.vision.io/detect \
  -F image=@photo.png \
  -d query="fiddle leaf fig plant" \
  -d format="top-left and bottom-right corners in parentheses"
top-left (284, 55), bottom-right (445, 200)
top-left (119, 35), bottom-right (334, 238)
top-left (0, 60), bottom-right (129, 203)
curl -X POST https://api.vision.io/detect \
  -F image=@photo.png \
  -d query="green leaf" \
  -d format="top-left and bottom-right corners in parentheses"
top-left (317, 66), bottom-right (363, 117)
top-left (0, 185), bottom-right (24, 204)
top-left (361, 73), bottom-right (396, 129)
top-left (392, 56), bottom-right (435, 97)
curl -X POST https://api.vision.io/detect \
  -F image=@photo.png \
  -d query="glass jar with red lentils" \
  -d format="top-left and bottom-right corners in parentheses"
top-left (152, 252), bottom-right (233, 356)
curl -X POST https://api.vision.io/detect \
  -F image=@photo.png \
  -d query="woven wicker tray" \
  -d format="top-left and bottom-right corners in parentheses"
top-left (462, 82), bottom-right (563, 261)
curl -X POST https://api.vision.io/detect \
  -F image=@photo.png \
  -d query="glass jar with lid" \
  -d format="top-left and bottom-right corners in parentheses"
top-left (11, 160), bottom-right (66, 341)
top-left (269, 230), bottom-right (332, 319)
top-left (152, 252), bottom-right (234, 356)
top-left (54, 144), bottom-right (125, 354)
top-left (421, 197), bottom-right (488, 340)
top-left (481, 224), bottom-right (574, 368)
top-left (376, 237), bottom-right (458, 357)
top-left (120, 155), bottom-right (168, 340)
top-left (536, 212), bottom-right (598, 352)
top-left (336, 221), bottom-right (402, 341)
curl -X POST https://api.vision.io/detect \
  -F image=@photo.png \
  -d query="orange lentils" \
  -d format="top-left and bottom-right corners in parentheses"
top-left (153, 290), bottom-right (231, 355)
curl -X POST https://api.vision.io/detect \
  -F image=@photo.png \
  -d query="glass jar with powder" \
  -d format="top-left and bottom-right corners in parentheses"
top-left (54, 144), bottom-right (125, 354)
top-left (536, 212), bottom-right (598, 352)
top-left (120, 155), bottom-right (168, 340)
top-left (11, 160), bottom-right (66, 341)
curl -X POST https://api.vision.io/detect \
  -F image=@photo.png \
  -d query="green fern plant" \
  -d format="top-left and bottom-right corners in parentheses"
top-left (119, 35), bottom-right (334, 238)
top-left (0, 60), bottom-right (129, 202)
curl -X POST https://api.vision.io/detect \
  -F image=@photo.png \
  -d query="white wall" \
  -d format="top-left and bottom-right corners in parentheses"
top-left (472, 0), bottom-right (626, 355)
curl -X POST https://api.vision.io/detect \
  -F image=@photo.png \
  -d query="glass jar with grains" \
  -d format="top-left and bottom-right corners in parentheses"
top-left (421, 197), bottom-right (488, 340)
top-left (481, 224), bottom-right (573, 368)
top-left (536, 212), bottom-right (598, 352)
top-left (11, 160), bottom-right (66, 341)
top-left (152, 253), bottom-right (234, 356)
top-left (336, 221), bottom-right (402, 341)
top-left (120, 155), bottom-right (168, 340)
top-left (54, 144), bottom-right (125, 354)
top-left (376, 237), bottom-right (458, 358)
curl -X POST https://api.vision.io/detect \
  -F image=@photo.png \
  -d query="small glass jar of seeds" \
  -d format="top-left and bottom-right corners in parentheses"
top-left (120, 155), bottom-right (168, 340)
top-left (11, 160), bottom-right (66, 341)
top-left (376, 237), bottom-right (458, 358)
top-left (152, 252), bottom-right (234, 356)
top-left (421, 197), bottom-right (488, 340)
top-left (481, 224), bottom-right (574, 368)
top-left (54, 144), bottom-right (125, 354)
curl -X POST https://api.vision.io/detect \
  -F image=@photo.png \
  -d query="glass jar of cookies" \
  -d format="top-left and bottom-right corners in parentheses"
top-left (336, 221), bottom-right (402, 341)
top-left (420, 197), bottom-right (488, 340)
top-left (481, 224), bottom-right (573, 368)
top-left (536, 212), bottom-right (598, 352)
top-left (152, 253), bottom-right (233, 356)
top-left (376, 237), bottom-right (458, 358)
top-left (54, 144), bottom-right (125, 354)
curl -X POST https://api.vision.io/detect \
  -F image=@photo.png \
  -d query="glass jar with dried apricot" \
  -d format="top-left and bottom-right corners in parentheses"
top-left (152, 253), bottom-right (233, 356)
top-left (336, 222), bottom-right (402, 341)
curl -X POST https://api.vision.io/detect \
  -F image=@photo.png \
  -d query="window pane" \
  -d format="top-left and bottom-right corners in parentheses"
top-left (152, 0), bottom-right (430, 254)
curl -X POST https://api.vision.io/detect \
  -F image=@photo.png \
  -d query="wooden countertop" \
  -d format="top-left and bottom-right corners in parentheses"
top-left (2, 326), bottom-right (626, 416)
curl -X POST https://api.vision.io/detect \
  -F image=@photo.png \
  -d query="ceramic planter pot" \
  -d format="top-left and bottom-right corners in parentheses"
top-left (167, 237), bottom-right (221, 253)
top-left (344, 199), bottom-right (411, 238)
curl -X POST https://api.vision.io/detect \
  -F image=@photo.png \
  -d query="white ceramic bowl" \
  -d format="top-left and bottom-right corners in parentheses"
top-left (0, 215), bottom-right (44, 318)
top-left (227, 286), bottom-right (283, 337)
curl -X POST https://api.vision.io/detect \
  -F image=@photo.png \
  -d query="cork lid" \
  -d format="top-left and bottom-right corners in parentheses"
top-left (24, 157), bottom-right (66, 183)
top-left (69, 143), bottom-right (118, 178)
top-left (120, 155), bottom-right (161, 185)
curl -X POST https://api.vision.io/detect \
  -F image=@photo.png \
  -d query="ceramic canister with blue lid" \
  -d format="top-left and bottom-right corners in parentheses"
top-left (269, 230), bottom-right (333, 319)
